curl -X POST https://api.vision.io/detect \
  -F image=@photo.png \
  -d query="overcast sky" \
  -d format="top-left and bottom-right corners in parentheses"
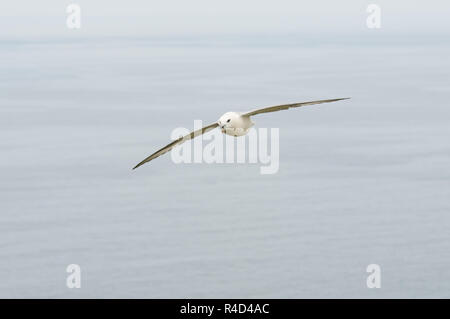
top-left (0, 0), bottom-right (449, 37)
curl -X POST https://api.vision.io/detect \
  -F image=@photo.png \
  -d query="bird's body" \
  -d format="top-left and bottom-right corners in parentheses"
top-left (133, 97), bottom-right (350, 169)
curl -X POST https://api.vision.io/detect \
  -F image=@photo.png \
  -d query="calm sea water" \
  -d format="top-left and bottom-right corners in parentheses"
top-left (1, 36), bottom-right (449, 298)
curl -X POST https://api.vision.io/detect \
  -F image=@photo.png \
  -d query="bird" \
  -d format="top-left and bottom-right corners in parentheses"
top-left (133, 97), bottom-right (350, 169)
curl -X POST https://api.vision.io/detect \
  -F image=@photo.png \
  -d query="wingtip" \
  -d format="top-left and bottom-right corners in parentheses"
top-left (133, 159), bottom-right (149, 170)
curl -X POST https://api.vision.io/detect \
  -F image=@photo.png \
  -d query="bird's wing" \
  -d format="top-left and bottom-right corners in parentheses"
top-left (241, 97), bottom-right (350, 117)
top-left (133, 122), bottom-right (219, 169)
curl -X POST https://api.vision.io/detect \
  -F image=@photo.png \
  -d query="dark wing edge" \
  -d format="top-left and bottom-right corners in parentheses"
top-left (132, 122), bottom-right (219, 170)
top-left (241, 97), bottom-right (350, 117)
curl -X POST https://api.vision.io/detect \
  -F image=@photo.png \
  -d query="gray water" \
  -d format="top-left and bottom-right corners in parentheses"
top-left (1, 35), bottom-right (450, 298)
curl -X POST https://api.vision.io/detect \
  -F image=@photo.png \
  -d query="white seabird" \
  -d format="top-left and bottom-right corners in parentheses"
top-left (133, 97), bottom-right (350, 169)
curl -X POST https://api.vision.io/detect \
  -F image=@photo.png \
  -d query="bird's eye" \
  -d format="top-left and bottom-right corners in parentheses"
top-left (227, 119), bottom-right (231, 123)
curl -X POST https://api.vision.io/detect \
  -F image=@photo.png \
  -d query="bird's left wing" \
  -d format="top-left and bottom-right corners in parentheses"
top-left (133, 122), bottom-right (219, 169)
top-left (241, 98), bottom-right (350, 117)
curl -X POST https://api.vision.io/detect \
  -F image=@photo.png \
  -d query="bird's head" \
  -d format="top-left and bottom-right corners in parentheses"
top-left (218, 112), bottom-right (239, 133)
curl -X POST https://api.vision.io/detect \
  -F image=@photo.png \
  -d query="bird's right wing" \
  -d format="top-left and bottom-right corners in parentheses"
top-left (133, 122), bottom-right (219, 169)
top-left (241, 98), bottom-right (350, 117)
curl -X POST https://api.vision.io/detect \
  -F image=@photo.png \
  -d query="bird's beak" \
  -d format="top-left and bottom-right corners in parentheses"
top-left (218, 122), bottom-right (226, 133)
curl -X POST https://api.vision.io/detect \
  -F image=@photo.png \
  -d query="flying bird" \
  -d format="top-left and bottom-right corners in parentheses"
top-left (133, 97), bottom-right (350, 169)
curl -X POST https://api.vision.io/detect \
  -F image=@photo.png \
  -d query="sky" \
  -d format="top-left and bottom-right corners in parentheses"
top-left (0, 1), bottom-right (449, 38)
